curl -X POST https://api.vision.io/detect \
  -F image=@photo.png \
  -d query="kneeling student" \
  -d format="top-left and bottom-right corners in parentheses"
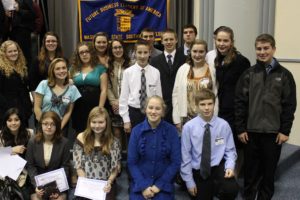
top-left (181, 88), bottom-right (239, 200)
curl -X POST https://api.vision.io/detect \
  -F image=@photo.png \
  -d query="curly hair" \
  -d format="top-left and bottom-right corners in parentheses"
top-left (0, 40), bottom-right (27, 78)
top-left (69, 41), bottom-right (98, 77)
top-left (38, 32), bottom-right (63, 74)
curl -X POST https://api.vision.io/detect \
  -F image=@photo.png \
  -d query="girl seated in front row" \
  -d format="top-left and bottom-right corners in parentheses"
top-left (73, 107), bottom-right (121, 200)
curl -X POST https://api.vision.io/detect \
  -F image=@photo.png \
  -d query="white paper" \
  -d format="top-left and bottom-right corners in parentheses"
top-left (35, 168), bottom-right (69, 192)
top-left (0, 147), bottom-right (26, 180)
top-left (75, 177), bottom-right (107, 200)
top-left (2, 0), bottom-right (16, 11)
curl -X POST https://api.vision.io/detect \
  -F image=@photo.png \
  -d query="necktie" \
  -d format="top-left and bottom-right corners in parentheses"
top-left (167, 54), bottom-right (173, 73)
top-left (200, 123), bottom-right (211, 179)
top-left (140, 69), bottom-right (147, 112)
top-left (266, 65), bottom-right (272, 74)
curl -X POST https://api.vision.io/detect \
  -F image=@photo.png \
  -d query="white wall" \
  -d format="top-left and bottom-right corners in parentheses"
top-left (275, 0), bottom-right (300, 145)
top-left (214, 0), bottom-right (260, 64)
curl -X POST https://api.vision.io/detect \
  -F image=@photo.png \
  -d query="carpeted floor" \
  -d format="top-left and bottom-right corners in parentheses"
top-left (113, 143), bottom-right (300, 200)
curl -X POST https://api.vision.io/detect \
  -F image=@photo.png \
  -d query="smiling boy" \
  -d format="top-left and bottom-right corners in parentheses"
top-left (235, 34), bottom-right (297, 199)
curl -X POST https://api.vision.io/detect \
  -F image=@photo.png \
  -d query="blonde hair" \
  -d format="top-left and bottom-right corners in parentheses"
top-left (0, 40), bottom-right (27, 78)
top-left (82, 107), bottom-right (114, 155)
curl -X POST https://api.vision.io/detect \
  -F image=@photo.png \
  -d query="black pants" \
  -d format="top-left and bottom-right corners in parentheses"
top-left (129, 106), bottom-right (145, 129)
top-left (191, 161), bottom-right (239, 200)
top-left (243, 132), bottom-right (282, 200)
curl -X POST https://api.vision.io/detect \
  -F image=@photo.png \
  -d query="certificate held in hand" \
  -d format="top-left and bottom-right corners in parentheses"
top-left (75, 177), bottom-right (107, 200)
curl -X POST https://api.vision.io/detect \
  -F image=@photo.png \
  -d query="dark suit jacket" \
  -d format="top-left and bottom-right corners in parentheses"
top-left (150, 50), bottom-right (186, 123)
top-left (26, 137), bottom-right (70, 187)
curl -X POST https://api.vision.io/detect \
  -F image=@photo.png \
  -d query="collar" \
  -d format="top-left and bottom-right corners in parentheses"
top-left (135, 63), bottom-right (150, 71)
top-left (196, 115), bottom-right (217, 128)
top-left (184, 44), bottom-right (190, 55)
top-left (139, 118), bottom-right (164, 132)
top-left (164, 50), bottom-right (176, 59)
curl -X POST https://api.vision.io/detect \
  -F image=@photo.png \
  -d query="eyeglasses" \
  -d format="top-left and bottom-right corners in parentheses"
top-left (42, 123), bottom-right (56, 128)
top-left (79, 50), bottom-right (90, 55)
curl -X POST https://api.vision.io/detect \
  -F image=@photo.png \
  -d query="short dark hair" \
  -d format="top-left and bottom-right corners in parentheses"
top-left (134, 39), bottom-right (151, 51)
top-left (183, 24), bottom-right (198, 36)
top-left (255, 34), bottom-right (276, 48)
top-left (194, 89), bottom-right (216, 105)
top-left (140, 27), bottom-right (155, 36)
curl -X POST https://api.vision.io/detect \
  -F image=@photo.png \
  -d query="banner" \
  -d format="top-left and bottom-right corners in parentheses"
top-left (78, 0), bottom-right (167, 42)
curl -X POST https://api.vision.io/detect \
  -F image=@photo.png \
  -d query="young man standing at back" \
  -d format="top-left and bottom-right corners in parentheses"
top-left (150, 28), bottom-right (186, 124)
top-left (178, 24), bottom-right (197, 57)
top-left (235, 34), bottom-right (297, 199)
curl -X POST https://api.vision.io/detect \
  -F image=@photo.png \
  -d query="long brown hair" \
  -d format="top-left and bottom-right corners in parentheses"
top-left (38, 32), bottom-right (63, 74)
top-left (186, 39), bottom-right (208, 79)
top-left (214, 26), bottom-right (237, 67)
top-left (82, 107), bottom-right (113, 155)
top-left (47, 58), bottom-right (69, 87)
top-left (35, 111), bottom-right (62, 143)
top-left (69, 42), bottom-right (98, 77)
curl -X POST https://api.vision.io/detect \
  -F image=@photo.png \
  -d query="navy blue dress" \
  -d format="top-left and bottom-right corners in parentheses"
top-left (127, 119), bottom-right (181, 200)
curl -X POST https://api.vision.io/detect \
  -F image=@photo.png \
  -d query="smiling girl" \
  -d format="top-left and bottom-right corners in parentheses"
top-left (172, 39), bottom-right (217, 131)
top-left (0, 40), bottom-right (32, 125)
top-left (34, 58), bottom-right (81, 134)
top-left (127, 96), bottom-right (181, 199)
top-left (73, 107), bottom-right (121, 200)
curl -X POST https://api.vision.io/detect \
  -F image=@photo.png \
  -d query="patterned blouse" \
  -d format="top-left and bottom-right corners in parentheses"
top-left (73, 138), bottom-right (121, 180)
top-left (187, 68), bottom-right (213, 118)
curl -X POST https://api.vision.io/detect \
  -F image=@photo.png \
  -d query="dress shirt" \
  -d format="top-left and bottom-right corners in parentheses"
top-left (180, 115), bottom-right (237, 189)
top-left (184, 44), bottom-right (190, 56)
top-left (266, 58), bottom-right (276, 74)
top-left (164, 50), bottom-right (176, 64)
top-left (119, 63), bottom-right (162, 123)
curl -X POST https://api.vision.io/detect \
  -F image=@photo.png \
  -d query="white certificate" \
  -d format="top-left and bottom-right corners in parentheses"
top-left (0, 147), bottom-right (26, 180)
top-left (34, 168), bottom-right (69, 192)
top-left (75, 177), bottom-right (107, 200)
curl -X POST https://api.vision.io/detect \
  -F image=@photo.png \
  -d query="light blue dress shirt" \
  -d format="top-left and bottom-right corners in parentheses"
top-left (180, 115), bottom-right (237, 189)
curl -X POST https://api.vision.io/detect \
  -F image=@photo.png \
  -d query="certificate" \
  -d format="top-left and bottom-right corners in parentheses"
top-left (35, 168), bottom-right (69, 192)
top-left (0, 147), bottom-right (26, 180)
top-left (75, 177), bottom-right (107, 200)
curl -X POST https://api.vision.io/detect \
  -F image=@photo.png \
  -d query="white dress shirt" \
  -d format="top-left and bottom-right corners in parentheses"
top-left (164, 50), bottom-right (176, 64)
top-left (119, 63), bottom-right (162, 123)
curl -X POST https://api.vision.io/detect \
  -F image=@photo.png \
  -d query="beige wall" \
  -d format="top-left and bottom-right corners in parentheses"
top-left (275, 0), bottom-right (300, 145)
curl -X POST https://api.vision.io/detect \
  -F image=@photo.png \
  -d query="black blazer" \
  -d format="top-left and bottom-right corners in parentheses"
top-left (26, 137), bottom-right (70, 187)
top-left (150, 50), bottom-right (186, 123)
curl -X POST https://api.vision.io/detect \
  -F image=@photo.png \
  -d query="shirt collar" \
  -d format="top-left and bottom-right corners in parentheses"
top-left (197, 115), bottom-right (217, 128)
top-left (136, 63), bottom-right (150, 71)
top-left (164, 50), bottom-right (176, 58)
top-left (140, 118), bottom-right (164, 132)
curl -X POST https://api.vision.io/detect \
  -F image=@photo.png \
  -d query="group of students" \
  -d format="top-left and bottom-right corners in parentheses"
top-left (0, 23), bottom-right (297, 200)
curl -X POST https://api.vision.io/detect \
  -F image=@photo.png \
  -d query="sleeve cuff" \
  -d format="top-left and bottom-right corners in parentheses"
top-left (186, 180), bottom-right (196, 189)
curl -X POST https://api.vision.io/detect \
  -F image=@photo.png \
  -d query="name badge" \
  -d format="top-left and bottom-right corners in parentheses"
top-left (215, 137), bottom-right (224, 145)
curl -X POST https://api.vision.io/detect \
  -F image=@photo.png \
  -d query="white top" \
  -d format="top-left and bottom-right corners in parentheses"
top-left (205, 49), bottom-right (217, 67)
top-left (164, 50), bottom-right (176, 64)
top-left (172, 63), bottom-right (218, 124)
top-left (119, 62), bottom-right (162, 123)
